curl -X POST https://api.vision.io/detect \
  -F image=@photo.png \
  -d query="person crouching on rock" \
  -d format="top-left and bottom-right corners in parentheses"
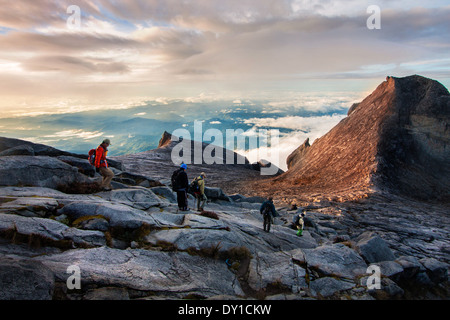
top-left (173, 163), bottom-right (190, 211)
top-left (192, 172), bottom-right (207, 212)
top-left (95, 139), bottom-right (114, 191)
top-left (293, 211), bottom-right (305, 236)
top-left (260, 197), bottom-right (278, 232)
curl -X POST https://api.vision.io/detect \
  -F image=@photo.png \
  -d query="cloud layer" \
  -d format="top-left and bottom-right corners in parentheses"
top-left (0, 0), bottom-right (449, 114)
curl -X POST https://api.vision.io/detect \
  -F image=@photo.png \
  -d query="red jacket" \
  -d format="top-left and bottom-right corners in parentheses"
top-left (95, 145), bottom-right (108, 168)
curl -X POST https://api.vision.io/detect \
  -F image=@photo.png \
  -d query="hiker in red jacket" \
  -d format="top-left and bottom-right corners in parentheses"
top-left (95, 139), bottom-right (114, 191)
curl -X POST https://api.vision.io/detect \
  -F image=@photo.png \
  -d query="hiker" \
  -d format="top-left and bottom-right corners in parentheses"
top-left (191, 172), bottom-right (207, 212)
top-left (293, 211), bottom-right (305, 236)
top-left (260, 197), bottom-right (278, 232)
top-left (95, 138), bottom-right (114, 191)
top-left (172, 163), bottom-right (189, 211)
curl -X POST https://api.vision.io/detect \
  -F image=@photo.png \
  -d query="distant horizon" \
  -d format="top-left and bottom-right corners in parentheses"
top-left (0, 74), bottom-right (448, 171)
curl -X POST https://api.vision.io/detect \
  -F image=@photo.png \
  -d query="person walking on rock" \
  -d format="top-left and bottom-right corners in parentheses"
top-left (293, 211), bottom-right (305, 236)
top-left (192, 172), bottom-right (207, 212)
top-left (260, 197), bottom-right (278, 232)
top-left (95, 139), bottom-right (114, 191)
top-left (172, 163), bottom-right (189, 211)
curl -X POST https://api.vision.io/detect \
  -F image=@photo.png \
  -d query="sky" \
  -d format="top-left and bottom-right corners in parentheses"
top-left (0, 1), bottom-right (449, 170)
top-left (0, 0), bottom-right (449, 117)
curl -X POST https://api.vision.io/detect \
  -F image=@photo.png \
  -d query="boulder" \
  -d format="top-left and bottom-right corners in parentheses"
top-left (0, 213), bottom-right (105, 248)
top-left (204, 187), bottom-right (230, 201)
top-left (0, 156), bottom-right (98, 193)
top-left (377, 260), bottom-right (404, 281)
top-left (369, 278), bottom-right (404, 299)
top-left (309, 277), bottom-right (355, 298)
top-left (100, 188), bottom-right (164, 210)
top-left (60, 201), bottom-right (178, 230)
top-left (354, 231), bottom-right (396, 263)
top-left (0, 197), bottom-right (59, 218)
top-left (395, 255), bottom-right (423, 279)
top-left (113, 172), bottom-right (162, 187)
top-left (34, 246), bottom-right (244, 298)
top-left (182, 214), bottom-right (228, 230)
top-left (301, 243), bottom-right (367, 280)
top-left (57, 155), bottom-right (96, 177)
top-left (419, 258), bottom-right (449, 284)
top-left (151, 186), bottom-right (177, 203)
top-left (0, 213), bottom-right (68, 242)
top-left (247, 251), bottom-right (307, 294)
top-left (74, 216), bottom-right (110, 232)
top-left (0, 256), bottom-right (55, 300)
top-left (144, 228), bottom-right (241, 253)
top-left (62, 228), bottom-right (106, 247)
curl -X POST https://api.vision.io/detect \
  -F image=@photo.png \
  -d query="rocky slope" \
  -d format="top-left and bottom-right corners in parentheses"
top-left (254, 75), bottom-right (450, 202)
top-left (0, 133), bottom-right (448, 300)
top-left (112, 131), bottom-right (282, 195)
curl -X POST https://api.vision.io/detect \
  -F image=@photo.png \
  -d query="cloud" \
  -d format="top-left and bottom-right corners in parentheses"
top-left (237, 113), bottom-right (347, 170)
top-left (0, 1), bottom-right (449, 114)
top-left (23, 129), bottom-right (104, 144)
top-left (22, 55), bottom-right (130, 74)
top-left (244, 114), bottom-right (346, 131)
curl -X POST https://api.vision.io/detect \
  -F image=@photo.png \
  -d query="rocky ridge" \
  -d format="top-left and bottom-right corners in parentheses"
top-left (256, 75), bottom-right (450, 202)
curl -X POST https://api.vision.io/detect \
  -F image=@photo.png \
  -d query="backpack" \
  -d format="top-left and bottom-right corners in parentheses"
top-left (262, 204), bottom-right (271, 216)
top-left (88, 149), bottom-right (96, 166)
top-left (189, 177), bottom-right (202, 193)
top-left (171, 169), bottom-right (182, 191)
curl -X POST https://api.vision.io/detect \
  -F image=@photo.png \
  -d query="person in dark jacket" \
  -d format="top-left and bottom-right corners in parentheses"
top-left (260, 197), bottom-right (277, 232)
top-left (173, 163), bottom-right (189, 211)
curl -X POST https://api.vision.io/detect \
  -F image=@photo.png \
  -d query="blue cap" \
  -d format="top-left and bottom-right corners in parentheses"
top-left (180, 163), bottom-right (187, 169)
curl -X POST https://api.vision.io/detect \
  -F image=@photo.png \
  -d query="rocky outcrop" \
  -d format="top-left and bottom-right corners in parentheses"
top-left (0, 156), bottom-right (96, 192)
top-left (286, 138), bottom-right (310, 170)
top-left (112, 131), bottom-right (273, 195)
top-left (354, 231), bottom-right (396, 263)
top-left (157, 131), bottom-right (173, 148)
top-left (264, 75), bottom-right (450, 200)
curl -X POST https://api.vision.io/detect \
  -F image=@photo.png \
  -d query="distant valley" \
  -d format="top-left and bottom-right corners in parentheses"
top-left (0, 94), bottom-right (359, 170)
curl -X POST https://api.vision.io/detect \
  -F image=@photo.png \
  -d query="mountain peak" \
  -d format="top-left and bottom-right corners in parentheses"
top-left (157, 131), bottom-right (173, 149)
top-left (261, 75), bottom-right (450, 200)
